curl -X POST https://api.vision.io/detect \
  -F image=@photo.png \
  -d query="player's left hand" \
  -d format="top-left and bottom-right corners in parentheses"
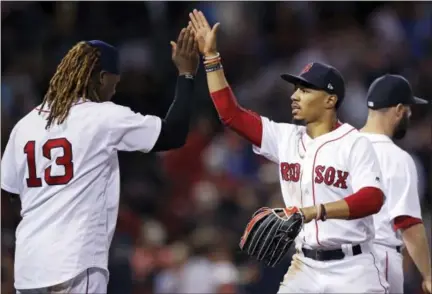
top-left (239, 206), bottom-right (304, 267)
top-left (170, 27), bottom-right (199, 76)
top-left (422, 278), bottom-right (431, 294)
top-left (188, 9), bottom-right (220, 57)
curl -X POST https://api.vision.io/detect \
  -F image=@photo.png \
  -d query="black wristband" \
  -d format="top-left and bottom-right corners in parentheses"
top-left (205, 62), bottom-right (223, 73)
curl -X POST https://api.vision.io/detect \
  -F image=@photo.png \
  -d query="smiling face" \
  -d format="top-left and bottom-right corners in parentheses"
top-left (290, 85), bottom-right (338, 123)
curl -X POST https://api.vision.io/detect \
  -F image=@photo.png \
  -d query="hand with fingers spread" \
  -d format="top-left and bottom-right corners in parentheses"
top-left (188, 9), bottom-right (220, 57)
top-left (170, 27), bottom-right (199, 76)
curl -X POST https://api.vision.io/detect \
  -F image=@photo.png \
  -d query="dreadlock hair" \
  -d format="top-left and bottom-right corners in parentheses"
top-left (40, 41), bottom-right (102, 129)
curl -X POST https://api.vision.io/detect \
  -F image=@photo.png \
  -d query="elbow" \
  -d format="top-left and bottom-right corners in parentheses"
top-left (220, 116), bottom-right (235, 127)
top-left (372, 190), bottom-right (385, 214)
top-left (152, 121), bottom-right (188, 152)
top-left (170, 128), bottom-right (189, 149)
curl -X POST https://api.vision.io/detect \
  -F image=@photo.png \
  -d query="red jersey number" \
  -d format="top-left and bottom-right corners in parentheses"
top-left (24, 138), bottom-right (74, 187)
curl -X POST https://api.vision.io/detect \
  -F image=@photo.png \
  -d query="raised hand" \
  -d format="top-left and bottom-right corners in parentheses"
top-left (170, 27), bottom-right (199, 76)
top-left (188, 9), bottom-right (220, 57)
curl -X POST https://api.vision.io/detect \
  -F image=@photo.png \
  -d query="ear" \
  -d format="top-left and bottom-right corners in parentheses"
top-left (394, 103), bottom-right (405, 118)
top-left (326, 94), bottom-right (338, 109)
top-left (99, 71), bottom-right (106, 85)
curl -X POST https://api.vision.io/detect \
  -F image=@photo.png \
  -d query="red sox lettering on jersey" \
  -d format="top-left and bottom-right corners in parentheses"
top-left (280, 162), bottom-right (349, 190)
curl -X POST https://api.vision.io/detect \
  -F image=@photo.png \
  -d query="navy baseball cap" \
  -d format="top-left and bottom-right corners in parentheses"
top-left (86, 40), bottom-right (120, 75)
top-left (281, 62), bottom-right (345, 107)
top-left (366, 74), bottom-right (428, 109)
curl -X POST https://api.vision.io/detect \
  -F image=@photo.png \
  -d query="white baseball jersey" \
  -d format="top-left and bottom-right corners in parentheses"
top-left (1, 99), bottom-right (162, 289)
top-left (360, 133), bottom-right (422, 247)
top-left (253, 118), bottom-right (383, 249)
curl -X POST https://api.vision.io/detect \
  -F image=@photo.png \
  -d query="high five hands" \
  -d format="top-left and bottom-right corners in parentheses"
top-left (188, 9), bottom-right (220, 57)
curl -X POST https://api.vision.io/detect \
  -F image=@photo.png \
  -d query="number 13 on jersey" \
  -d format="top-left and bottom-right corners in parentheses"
top-left (24, 138), bottom-right (74, 187)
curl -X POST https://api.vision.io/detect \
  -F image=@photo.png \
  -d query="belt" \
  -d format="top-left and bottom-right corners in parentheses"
top-left (302, 244), bottom-right (362, 261)
top-left (395, 246), bottom-right (402, 253)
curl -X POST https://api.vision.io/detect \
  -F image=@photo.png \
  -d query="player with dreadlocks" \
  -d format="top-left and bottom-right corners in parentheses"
top-left (1, 27), bottom-right (199, 293)
top-left (39, 41), bottom-right (106, 128)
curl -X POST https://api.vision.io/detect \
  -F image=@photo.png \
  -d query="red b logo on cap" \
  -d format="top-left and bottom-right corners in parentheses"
top-left (300, 63), bottom-right (313, 74)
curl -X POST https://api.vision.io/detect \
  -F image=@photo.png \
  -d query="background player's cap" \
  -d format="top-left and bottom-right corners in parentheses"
top-left (86, 40), bottom-right (120, 75)
top-left (366, 74), bottom-right (428, 109)
top-left (280, 62), bottom-right (345, 106)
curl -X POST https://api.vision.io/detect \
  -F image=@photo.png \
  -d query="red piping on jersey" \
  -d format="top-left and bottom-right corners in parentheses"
top-left (300, 121), bottom-right (342, 152)
top-left (370, 252), bottom-right (389, 294)
top-left (210, 87), bottom-right (263, 147)
top-left (311, 125), bottom-right (355, 246)
top-left (385, 251), bottom-right (388, 281)
top-left (301, 136), bottom-right (306, 151)
top-left (393, 215), bottom-right (423, 231)
top-left (35, 100), bottom-right (88, 113)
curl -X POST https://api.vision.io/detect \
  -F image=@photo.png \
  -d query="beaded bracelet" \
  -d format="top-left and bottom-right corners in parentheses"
top-left (204, 52), bottom-right (220, 61)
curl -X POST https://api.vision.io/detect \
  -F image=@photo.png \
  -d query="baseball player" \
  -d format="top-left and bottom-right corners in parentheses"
top-left (360, 75), bottom-right (431, 294)
top-left (188, 10), bottom-right (389, 293)
top-left (1, 28), bottom-right (199, 293)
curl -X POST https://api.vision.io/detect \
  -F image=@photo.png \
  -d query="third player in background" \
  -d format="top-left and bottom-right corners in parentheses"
top-left (361, 75), bottom-right (431, 294)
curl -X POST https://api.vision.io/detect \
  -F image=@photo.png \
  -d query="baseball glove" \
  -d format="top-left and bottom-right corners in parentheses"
top-left (239, 206), bottom-right (304, 267)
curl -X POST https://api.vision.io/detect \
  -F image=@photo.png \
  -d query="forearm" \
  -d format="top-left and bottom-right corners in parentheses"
top-left (300, 187), bottom-right (384, 222)
top-left (205, 60), bottom-right (263, 146)
top-left (206, 64), bottom-right (230, 92)
top-left (402, 223), bottom-right (432, 280)
top-left (301, 199), bottom-right (350, 222)
top-left (151, 75), bottom-right (194, 152)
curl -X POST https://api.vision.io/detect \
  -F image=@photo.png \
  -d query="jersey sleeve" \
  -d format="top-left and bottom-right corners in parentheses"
top-left (387, 152), bottom-right (422, 221)
top-left (106, 104), bottom-right (162, 153)
top-left (252, 116), bottom-right (296, 163)
top-left (348, 136), bottom-right (383, 193)
top-left (1, 128), bottom-right (20, 194)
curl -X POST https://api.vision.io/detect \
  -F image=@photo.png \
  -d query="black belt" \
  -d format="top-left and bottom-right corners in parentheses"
top-left (395, 246), bottom-right (402, 253)
top-left (302, 244), bottom-right (362, 261)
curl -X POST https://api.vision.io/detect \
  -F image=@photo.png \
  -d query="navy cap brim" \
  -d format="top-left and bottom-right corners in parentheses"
top-left (280, 74), bottom-right (321, 90)
top-left (414, 96), bottom-right (428, 104)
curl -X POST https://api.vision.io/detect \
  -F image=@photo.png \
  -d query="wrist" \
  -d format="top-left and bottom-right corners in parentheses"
top-left (178, 72), bottom-right (195, 79)
top-left (203, 52), bottom-right (222, 74)
top-left (204, 51), bottom-right (219, 58)
top-left (300, 206), bottom-right (317, 223)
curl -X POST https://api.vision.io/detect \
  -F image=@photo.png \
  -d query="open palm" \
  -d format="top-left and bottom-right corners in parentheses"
top-left (188, 9), bottom-right (220, 56)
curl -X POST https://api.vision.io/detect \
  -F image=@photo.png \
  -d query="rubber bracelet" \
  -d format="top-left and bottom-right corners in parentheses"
top-left (205, 62), bottom-right (223, 73)
top-left (315, 204), bottom-right (322, 221)
top-left (320, 204), bottom-right (327, 221)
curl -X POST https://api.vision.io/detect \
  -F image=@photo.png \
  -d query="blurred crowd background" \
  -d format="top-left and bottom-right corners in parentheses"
top-left (1, 2), bottom-right (431, 294)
